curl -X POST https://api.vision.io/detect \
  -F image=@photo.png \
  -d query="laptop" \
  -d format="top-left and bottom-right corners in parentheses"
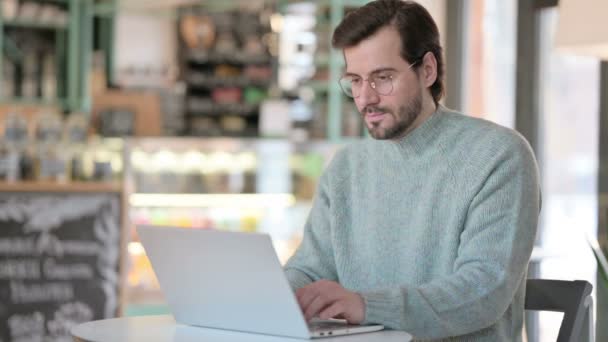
top-left (137, 225), bottom-right (385, 339)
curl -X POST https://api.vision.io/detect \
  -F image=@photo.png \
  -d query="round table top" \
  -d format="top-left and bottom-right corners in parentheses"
top-left (71, 315), bottom-right (413, 342)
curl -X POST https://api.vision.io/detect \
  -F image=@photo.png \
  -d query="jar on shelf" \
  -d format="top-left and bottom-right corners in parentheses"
top-left (0, 109), bottom-right (29, 182)
top-left (63, 113), bottom-right (89, 181)
top-left (33, 110), bottom-right (69, 182)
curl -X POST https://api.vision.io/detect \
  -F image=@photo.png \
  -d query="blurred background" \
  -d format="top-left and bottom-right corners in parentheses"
top-left (0, 0), bottom-right (606, 341)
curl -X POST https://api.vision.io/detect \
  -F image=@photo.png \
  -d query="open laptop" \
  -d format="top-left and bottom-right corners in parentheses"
top-left (137, 225), bottom-right (385, 339)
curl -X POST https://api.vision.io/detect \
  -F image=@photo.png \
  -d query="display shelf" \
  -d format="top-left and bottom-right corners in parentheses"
top-left (186, 75), bottom-right (272, 89)
top-left (277, 0), bottom-right (369, 141)
top-left (0, 97), bottom-right (65, 108)
top-left (306, 80), bottom-right (330, 92)
top-left (0, 181), bottom-right (122, 193)
top-left (177, 3), bottom-right (276, 137)
top-left (186, 99), bottom-right (259, 116)
top-left (314, 53), bottom-right (331, 67)
top-left (2, 19), bottom-right (67, 30)
top-left (129, 193), bottom-right (296, 208)
top-left (188, 51), bottom-right (272, 65)
top-left (122, 136), bottom-right (337, 314)
top-left (304, 0), bottom-right (371, 6)
top-left (0, 0), bottom-right (93, 112)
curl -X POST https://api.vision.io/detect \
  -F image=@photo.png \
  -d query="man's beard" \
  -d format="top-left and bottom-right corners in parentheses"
top-left (365, 90), bottom-right (423, 140)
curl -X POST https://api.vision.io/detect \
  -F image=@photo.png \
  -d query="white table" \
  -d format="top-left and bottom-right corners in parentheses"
top-left (71, 315), bottom-right (413, 342)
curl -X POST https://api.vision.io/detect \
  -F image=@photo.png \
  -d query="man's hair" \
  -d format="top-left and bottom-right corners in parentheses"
top-left (332, 0), bottom-right (444, 104)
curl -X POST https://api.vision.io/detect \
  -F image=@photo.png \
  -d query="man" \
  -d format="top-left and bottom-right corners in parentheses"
top-left (284, 0), bottom-right (540, 341)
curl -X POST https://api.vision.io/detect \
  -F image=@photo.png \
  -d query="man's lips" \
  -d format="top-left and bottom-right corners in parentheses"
top-left (365, 112), bottom-right (387, 123)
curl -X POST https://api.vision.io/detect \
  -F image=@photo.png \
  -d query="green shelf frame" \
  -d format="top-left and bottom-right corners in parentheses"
top-left (2, 19), bottom-right (67, 30)
top-left (326, 0), bottom-right (344, 141)
top-left (306, 80), bottom-right (330, 92)
top-left (0, 97), bottom-right (66, 108)
top-left (0, 2), bottom-right (3, 89)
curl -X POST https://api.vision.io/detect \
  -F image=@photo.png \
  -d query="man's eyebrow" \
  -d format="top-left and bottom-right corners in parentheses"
top-left (370, 67), bottom-right (398, 74)
top-left (343, 71), bottom-right (361, 77)
top-left (343, 67), bottom-right (398, 77)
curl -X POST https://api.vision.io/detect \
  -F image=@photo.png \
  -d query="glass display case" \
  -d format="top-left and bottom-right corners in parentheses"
top-left (122, 137), bottom-right (339, 311)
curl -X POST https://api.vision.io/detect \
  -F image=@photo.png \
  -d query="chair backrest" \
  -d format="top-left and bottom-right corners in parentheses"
top-left (525, 279), bottom-right (593, 342)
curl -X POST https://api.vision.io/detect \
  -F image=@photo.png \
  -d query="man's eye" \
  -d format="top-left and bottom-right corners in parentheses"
top-left (350, 78), bottom-right (362, 85)
top-left (375, 74), bottom-right (391, 82)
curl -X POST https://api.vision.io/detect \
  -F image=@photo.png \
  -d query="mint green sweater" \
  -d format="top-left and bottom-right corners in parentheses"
top-left (284, 107), bottom-right (540, 341)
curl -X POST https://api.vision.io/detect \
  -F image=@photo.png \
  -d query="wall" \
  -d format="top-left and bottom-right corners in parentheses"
top-left (114, 12), bottom-right (177, 88)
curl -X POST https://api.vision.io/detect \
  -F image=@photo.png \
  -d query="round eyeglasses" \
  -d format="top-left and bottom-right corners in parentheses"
top-left (339, 60), bottom-right (420, 98)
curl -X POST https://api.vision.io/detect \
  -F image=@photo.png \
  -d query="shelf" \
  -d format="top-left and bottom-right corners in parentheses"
top-left (186, 75), bottom-right (271, 89)
top-left (2, 19), bottom-right (67, 30)
top-left (304, 80), bottom-right (330, 92)
top-left (187, 99), bottom-right (258, 116)
top-left (314, 0), bottom-right (372, 6)
top-left (0, 181), bottom-right (123, 193)
top-left (314, 56), bottom-right (345, 68)
top-left (188, 51), bottom-right (271, 65)
top-left (129, 193), bottom-right (296, 208)
top-left (302, 0), bottom-right (370, 13)
top-left (0, 97), bottom-right (65, 108)
top-left (314, 54), bottom-right (331, 67)
top-left (344, 0), bottom-right (372, 6)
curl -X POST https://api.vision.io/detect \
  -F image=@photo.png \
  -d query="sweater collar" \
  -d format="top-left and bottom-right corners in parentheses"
top-left (390, 104), bottom-right (446, 154)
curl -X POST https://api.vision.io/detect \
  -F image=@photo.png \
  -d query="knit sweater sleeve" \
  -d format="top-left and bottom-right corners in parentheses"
top-left (360, 136), bottom-right (541, 339)
top-left (284, 171), bottom-right (338, 290)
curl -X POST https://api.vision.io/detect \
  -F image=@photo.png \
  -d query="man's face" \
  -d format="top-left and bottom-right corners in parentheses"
top-left (343, 26), bottom-right (424, 140)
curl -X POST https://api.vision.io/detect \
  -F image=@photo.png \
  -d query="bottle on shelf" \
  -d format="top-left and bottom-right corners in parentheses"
top-left (0, 109), bottom-right (29, 182)
top-left (64, 113), bottom-right (88, 181)
top-left (21, 47), bottom-right (38, 99)
top-left (32, 110), bottom-right (69, 182)
top-left (1, 57), bottom-right (16, 98)
top-left (41, 53), bottom-right (57, 101)
top-left (1, 0), bottom-right (18, 20)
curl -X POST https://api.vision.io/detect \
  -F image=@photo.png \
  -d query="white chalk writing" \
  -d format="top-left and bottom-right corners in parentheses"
top-left (43, 258), bottom-right (94, 280)
top-left (60, 240), bottom-right (100, 256)
top-left (0, 196), bottom-right (109, 234)
top-left (35, 233), bottom-right (63, 256)
top-left (94, 199), bottom-right (120, 318)
top-left (7, 312), bottom-right (44, 339)
top-left (0, 259), bottom-right (40, 279)
top-left (12, 337), bottom-right (42, 342)
top-left (0, 237), bottom-right (36, 255)
top-left (35, 235), bottom-right (102, 258)
top-left (10, 281), bottom-right (74, 304)
top-left (47, 301), bottom-right (94, 341)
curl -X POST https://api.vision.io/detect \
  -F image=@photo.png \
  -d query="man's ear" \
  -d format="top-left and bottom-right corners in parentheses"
top-left (420, 51), bottom-right (437, 88)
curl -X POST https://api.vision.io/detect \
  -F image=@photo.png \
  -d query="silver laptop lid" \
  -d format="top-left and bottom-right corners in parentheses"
top-left (137, 226), bottom-right (311, 339)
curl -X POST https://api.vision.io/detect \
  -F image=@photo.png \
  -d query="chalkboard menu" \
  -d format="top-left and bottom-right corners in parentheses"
top-left (0, 192), bottom-right (122, 342)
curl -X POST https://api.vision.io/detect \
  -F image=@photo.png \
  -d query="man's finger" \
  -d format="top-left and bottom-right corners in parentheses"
top-left (318, 301), bottom-right (345, 320)
top-left (304, 293), bottom-right (332, 321)
top-left (296, 287), bottom-right (319, 313)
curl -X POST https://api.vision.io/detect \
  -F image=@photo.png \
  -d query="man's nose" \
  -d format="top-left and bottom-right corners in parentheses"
top-left (356, 82), bottom-right (380, 109)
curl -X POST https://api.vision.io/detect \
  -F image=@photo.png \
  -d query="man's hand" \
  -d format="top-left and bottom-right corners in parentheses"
top-left (295, 280), bottom-right (365, 324)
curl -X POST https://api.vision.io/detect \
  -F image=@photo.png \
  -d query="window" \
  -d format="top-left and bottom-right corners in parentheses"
top-left (537, 7), bottom-right (600, 342)
top-left (464, 0), bottom-right (517, 128)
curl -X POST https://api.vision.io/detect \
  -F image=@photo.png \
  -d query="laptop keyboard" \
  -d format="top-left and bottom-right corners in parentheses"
top-left (308, 319), bottom-right (351, 332)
